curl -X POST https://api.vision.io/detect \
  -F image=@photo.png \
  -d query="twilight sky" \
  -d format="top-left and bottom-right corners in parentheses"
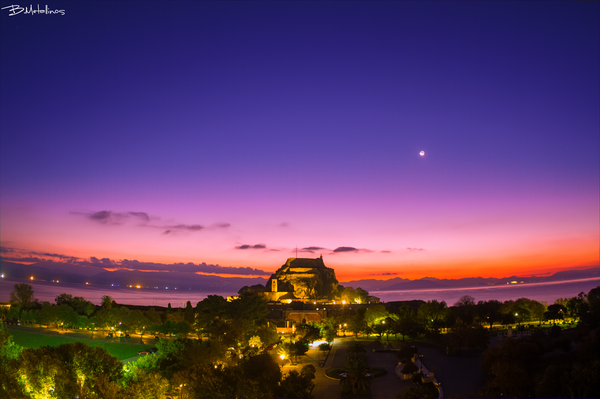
top-left (1, 1), bottom-right (598, 282)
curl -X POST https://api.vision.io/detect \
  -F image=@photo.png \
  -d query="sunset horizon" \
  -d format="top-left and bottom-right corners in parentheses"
top-left (1, 1), bottom-right (598, 286)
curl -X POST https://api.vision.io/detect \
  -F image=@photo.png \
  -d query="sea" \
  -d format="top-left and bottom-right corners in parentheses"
top-left (1, 277), bottom-right (599, 307)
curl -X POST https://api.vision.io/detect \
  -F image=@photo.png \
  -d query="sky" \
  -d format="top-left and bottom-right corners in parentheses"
top-left (1, 1), bottom-right (598, 282)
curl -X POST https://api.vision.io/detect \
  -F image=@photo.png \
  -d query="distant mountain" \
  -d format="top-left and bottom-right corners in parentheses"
top-left (343, 267), bottom-right (600, 292)
top-left (0, 260), bottom-right (267, 292)
top-left (2, 259), bottom-right (598, 295)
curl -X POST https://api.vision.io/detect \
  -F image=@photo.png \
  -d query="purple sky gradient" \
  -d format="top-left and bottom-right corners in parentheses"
top-left (1, 1), bottom-right (598, 281)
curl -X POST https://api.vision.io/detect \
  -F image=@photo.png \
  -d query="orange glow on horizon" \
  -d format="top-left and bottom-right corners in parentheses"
top-left (194, 271), bottom-right (271, 279)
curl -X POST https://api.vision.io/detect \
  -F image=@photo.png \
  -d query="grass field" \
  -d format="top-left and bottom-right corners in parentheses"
top-left (9, 330), bottom-right (148, 360)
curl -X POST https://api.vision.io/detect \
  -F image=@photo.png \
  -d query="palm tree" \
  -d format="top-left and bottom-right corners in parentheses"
top-left (340, 356), bottom-right (372, 396)
top-left (347, 342), bottom-right (366, 358)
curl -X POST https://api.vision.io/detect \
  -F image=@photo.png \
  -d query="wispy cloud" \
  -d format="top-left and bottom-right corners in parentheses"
top-left (0, 246), bottom-right (15, 254)
top-left (1, 247), bottom-right (270, 277)
top-left (71, 209), bottom-right (227, 235)
top-left (407, 247), bottom-right (426, 251)
top-left (235, 244), bottom-right (267, 250)
top-left (72, 210), bottom-right (151, 225)
top-left (211, 223), bottom-right (230, 229)
top-left (167, 224), bottom-right (203, 231)
top-left (332, 246), bottom-right (373, 254)
top-left (0, 246), bottom-right (81, 263)
top-left (300, 246), bottom-right (326, 254)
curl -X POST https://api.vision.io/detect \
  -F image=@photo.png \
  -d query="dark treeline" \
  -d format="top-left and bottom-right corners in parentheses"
top-left (1, 284), bottom-right (599, 398)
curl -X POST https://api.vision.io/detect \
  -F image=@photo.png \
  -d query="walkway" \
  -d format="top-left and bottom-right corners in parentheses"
top-left (416, 342), bottom-right (484, 398)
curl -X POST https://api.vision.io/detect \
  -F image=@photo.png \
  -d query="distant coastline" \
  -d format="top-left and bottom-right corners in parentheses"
top-left (2, 275), bottom-right (598, 307)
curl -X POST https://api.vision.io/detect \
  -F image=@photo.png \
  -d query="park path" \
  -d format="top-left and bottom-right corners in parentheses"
top-left (365, 340), bottom-right (413, 399)
top-left (416, 342), bottom-right (484, 398)
top-left (308, 337), bottom-right (413, 399)
top-left (297, 338), bottom-right (345, 399)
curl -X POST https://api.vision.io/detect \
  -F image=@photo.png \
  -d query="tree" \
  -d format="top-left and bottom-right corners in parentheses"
top-left (55, 293), bottom-right (73, 306)
top-left (184, 300), bottom-right (195, 324)
top-left (365, 304), bottom-right (389, 334)
top-left (401, 361), bottom-right (419, 375)
top-left (101, 295), bottom-right (114, 311)
top-left (55, 304), bottom-right (79, 329)
top-left (545, 304), bottom-right (565, 323)
top-left (276, 364), bottom-right (316, 398)
top-left (195, 295), bottom-right (228, 338)
top-left (348, 307), bottom-right (367, 337)
top-left (453, 295), bottom-right (476, 326)
top-left (356, 288), bottom-right (369, 304)
top-left (347, 342), bottom-right (366, 358)
top-left (476, 300), bottom-right (502, 328)
top-left (340, 355), bottom-right (372, 396)
top-left (15, 342), bottom-right (123, 399)
top-left (122, 369), bottom-right (168, 399)
top-left (481, 338), bottom-right (540, 398)
top-left (0, 323), bottom-right (23, 367)
top-left (418, 300), bottom-right (448, 335)
top-left (10, 284), bottom-right (35, 306)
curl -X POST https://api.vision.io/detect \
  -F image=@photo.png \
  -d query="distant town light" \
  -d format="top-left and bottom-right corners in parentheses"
top-left (0, 274), bottom-right (3, 278)
top-left (30, 276), bottom-right (34, 280)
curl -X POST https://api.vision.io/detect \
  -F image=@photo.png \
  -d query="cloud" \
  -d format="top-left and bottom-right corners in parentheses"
top-left (280, 222), bottom-right (290, 227)
top-left (211, 223), bottom-right (230, 229)
top-left (129, 212), bottom-right (150, 222)
top-left (407, 247), bottom-right (425, 251)
top-left (331, 246), bottom-right (373, 254)
top-left (168, 224), bottom-right (203, 231)
top-left (235, 244), bottom-right (267, 250)
top-left (1, 247), bottom-right (81, 263)
top-left (333, 246), bottom-right (358, 253)
top-left (380, 250), bottom-right (392, 253)
top-left (1, 248), bottom-right (270, 277)
top-left (300, 246), bottom-right (326, 254)
top-left (101, 258), bottom-right (271, 276)
top-left (89, 257), bottom-right (117, 266)
top-left (72, 210), bottom-right (149, 225)
top-left (89, 210), bottom-right (120, 223)
top-left (71, 209), bottom-right (221, 234)
top-left (369, 272), bottom-right (398, 276)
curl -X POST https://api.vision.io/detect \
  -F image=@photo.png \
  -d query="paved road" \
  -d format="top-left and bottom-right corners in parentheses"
top-left (366, 340), bottom-right (413, 399)
top-left (416, 342), bottom-right (484, 398)
top-left (308, 338), bottom-right (413, 399)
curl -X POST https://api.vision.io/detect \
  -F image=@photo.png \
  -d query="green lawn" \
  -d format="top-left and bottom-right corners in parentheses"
top-left (9, 330), bottom-right (147, 360)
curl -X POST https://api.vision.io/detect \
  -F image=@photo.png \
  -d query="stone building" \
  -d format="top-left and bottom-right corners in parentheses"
top-left (262, 256), bottom-right (338, 302)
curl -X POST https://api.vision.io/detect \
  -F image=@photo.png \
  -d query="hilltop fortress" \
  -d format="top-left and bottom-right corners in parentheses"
top-left (262, 256), bottom-right (339, 301)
